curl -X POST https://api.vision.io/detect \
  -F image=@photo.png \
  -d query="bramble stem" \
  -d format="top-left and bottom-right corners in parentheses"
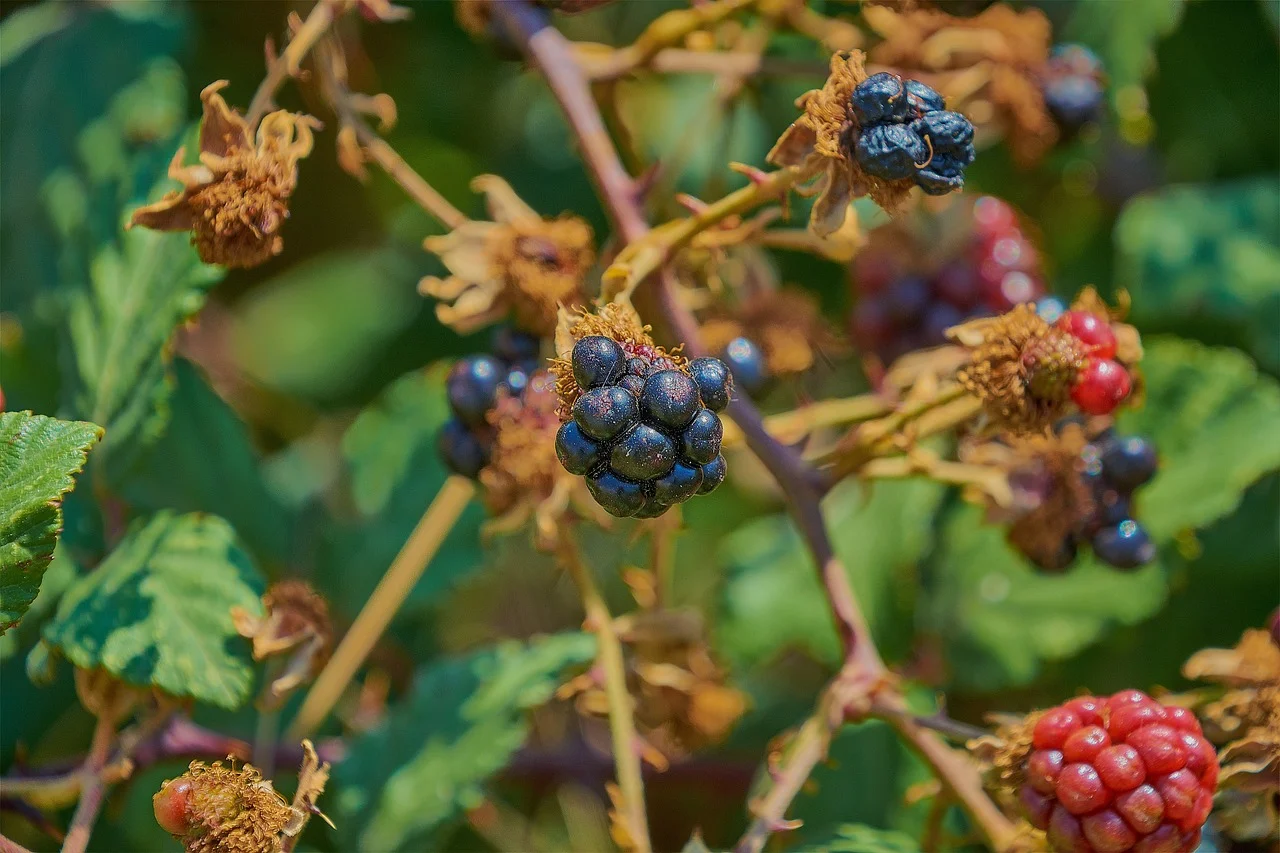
top-left (60, 715), bottom-right (115, 853)
top-left (246, 0), bottom-right (339, 127)
top-left (557, 533), bottom-right (651, 853)
top-left (289, 476), bottom-right (475, 738)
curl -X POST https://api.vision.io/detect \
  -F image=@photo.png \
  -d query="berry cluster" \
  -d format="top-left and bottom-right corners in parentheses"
top-left (1042, 44), bottom-right (1106, 133)
top-left (1057, 310), bottom-right (1133, 417)
top-left (851, 196), bottom-right (1046, 363)
top-left (438, 328), bottom-right (542, 478)
top-left (1080, 431), bottom-right (1158, 569)
top-left (851, 72), bottom-right (976, 196)
top-left (1021, 691), bottom-right (1218, 853)
top-left (555, 336), bottom-right (731, 518)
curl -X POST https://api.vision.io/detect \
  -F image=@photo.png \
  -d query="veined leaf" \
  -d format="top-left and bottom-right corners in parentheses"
top-left (718, 477), bottom-right (945, 668)
top-left (0, 412), bottom-right (101, 633)
top-left (335, 633), bottom-right (597, 851)
top-left (37, 511), bottom-right (263, 708)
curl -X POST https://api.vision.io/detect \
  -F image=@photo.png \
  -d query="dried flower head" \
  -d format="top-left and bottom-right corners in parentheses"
top-left (768, 51), bottom-right (918, 237)
top-left (1184, 630), bottom-right (1280, 846)
top-left (549, 302), bottom-right (687, 417)
top-left (997, 423), bottom-right (1096, 569)
top-left (952, 304), bottom-right (1088, 434)
top-left (154, 758), bottom-right (294, 853)
top-left (129, 81), bottom-right (318, 268)
top-left (558, 609), bottom-right (747, 765)
top-left (865, 5), bottom-right (1058, 165)
top-left (699, 288), bottom-right (846, 377)
top-left (420, 175), bottom-right (594, 336)
top-left (969, 710), bottom-right (1042, 812)
top-left (232, 580), bottom-right (333, 709)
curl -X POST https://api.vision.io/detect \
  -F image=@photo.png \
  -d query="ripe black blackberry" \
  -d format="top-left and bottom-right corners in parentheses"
top-left (438, 327), bottom-right (544, 479)
top-left (554, 335), bottom-right (732, 518)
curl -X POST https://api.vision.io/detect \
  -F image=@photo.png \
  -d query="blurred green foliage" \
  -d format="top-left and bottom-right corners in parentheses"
top-left (0, 0), bottom-right (1277, 851)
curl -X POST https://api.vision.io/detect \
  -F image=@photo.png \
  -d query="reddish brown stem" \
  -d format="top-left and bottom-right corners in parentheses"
top-left (60, 716), bottom-right (114, 853)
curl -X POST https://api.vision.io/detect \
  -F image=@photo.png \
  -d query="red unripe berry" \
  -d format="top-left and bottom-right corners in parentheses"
top-left (1058, 311), bottom-right (1118, 359)
top-left (1057, 763), bottom-right (1111, 815)
top-left (1154, 769), bottom-right (1199, 822)
top-left (153, 778), bottom-right (193, 837)
top-left (1107, 690), bottom-right (1153, 711)
top-left (1029, 748), bottom-right (1067, 794)
top-left (1114, 784), bottom-right (1165, 834)
top-left (1064, 725), bottom-right (1112, 763)
top-left (1094, 744), bottom-right (1146, 791)
top-left (1072, 358), bottom-right (1132, 415)
top-left (1035, 707), bottom-right (1083, 749)
top-left (1161, 707), bottom-right (1200, 734)
top-left (1126, 725), bottom-right (1187, 775)
top-left (1082, 808), bottom-right (1138, 853)
top-left (1109, 702), bottom-right (1163, 740)
top-left (1065, 696), bottom-right (1105, 727)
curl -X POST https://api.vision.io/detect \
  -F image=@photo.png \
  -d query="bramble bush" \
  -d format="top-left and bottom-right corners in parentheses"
top-left (0, 1), bottom-right (1277, 852)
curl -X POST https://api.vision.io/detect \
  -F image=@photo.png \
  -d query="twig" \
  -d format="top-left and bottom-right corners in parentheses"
top-left (60, 716), bottom-right (115, 853)
top-left (289, 476), bottom-right (476, 738)
top-left (253, 658), bottom-right (285, 775)
top-left (579, 0), bottom-right (760, 80)
top-left (578, 47), bottom-right (830, 82)
top-left (922, 790), bottom-right (953, 853)
top-left (0, 833), bottom-right (32, 853)
top-left (557, 532), bottom-right (651, 853)
top-left (245, 0), bottom-right (339, 128)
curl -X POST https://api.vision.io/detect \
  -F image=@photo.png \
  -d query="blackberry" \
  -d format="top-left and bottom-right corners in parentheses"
top-left (447, 355), bottom-right (505, 427)
top-left (1043, 44), bottom-right (1106, 132)
top-left (1101, 437), bottom-right (1157, 492)
top-left (573, 385), bottom-right (638, 442)
top-left (915, 153), bottom-right (973, 196)
top-left (586, 469), bottom-right (646, 517)
top-left (688, 357), bottom-right (732, 413)
top-left (1092, 521), bottom-right (1155, 570)
top-left (571, 335), bottom-right (626, 389)
top-left (555, 420), bottom-right (600, 476)
top-left (721, 337), bottom-right (771, 398)
top-left (850, 72), bottom-right (911, 126)
top-left (681, 409), bottom-right (724, 466)
top-left (855, 124), bottom-right (929, 182)
top-left (633, 500), bottom-right (671, 519)
top-left (438, 419), bottom-right (490, 478)
top-left (609, 423), bottom-right (677, 482)
top-left (912, 110), bottom-right (975, 154)
top-left (618, 374), bottom-right (646, 397)
top-left (651, 460), bottom-right (704, 505)
top-left (641, 370), bottom-right (700, 430)
top-left (698, 455), bottom-right (727, 494)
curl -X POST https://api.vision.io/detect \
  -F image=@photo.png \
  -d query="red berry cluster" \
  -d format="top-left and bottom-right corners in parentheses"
top-left (1021, 691), bottom-right (1218, 853)
top-left (851, 196), bottom-right (1046, 364)
top-left (1059, 310), bottom-right (1132, 416)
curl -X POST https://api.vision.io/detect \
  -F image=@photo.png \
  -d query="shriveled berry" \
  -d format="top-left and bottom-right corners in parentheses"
top-left (915, 151), bottom-right (973, 195)
top-left (586, 469), bottom-right (646, 517)
top-left (698, 455), bottom-right (727, 494)
top-left (1034, 707), bottom-right (1083, 749)
top-left (681, 408), bottom-right (723, 465)
top-left (1081, 808), bottom-right (1138, 853)
top-left (1058, 310), bottom-right (1118, 359)
top-left (154, 778), bottom-right (194, 837)
top-left (1071, 358), bottom-right (1132, 415)
top-left (855, 123), bottom-right (929, 181)
top-left (721, 337), bottom-right (771, 398)
top-left (610, 423), bottom-right (677, 482)
top-left (641, 370), bottom-right (700, 430)
top-left (1093, 521), bottom-right (1155, 570)
top-left (1095, 744), bottom-right (1146, 792)
top-left (652, 460), bottom-right (704, 505)
top-left (850, 72), bottom-right (911, 126)
top-left (904, 79), bottom-right (946, 115)
top-left (447, 355), bottom-right (504, 426)
top-left (688, 357), bottom-right (732, 412)
top-left (1102, 437), bottom-right (1158, 492)
top-left (1063, 725), bottom-right (1111, 764)
top-left (438, 419), bottom-right (490, 478)
top-left (573, 385), bottom-right (638, 442)
top-left (911, 110), bottom-right (975, 154)
top-left (571, 335), bottom-right (626, 389)
top-left (555, 420), bottom-right (600, 476)
top-left (1056, 763), bottom-right (1110, 815)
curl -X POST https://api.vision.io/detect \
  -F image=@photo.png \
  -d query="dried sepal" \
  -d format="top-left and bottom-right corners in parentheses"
top-left (232, 580), bottom-right (333, 709)
top-left (969, 710), bottom-right (1040, 805)
top-left (953, 304), bottom-right (1088, 434)
top-left (767, 51), bottom-right (917, 236)
top-left (128, 81), bottom-right (318, 269)
top-left (420, 175), bottom-right (594, 336)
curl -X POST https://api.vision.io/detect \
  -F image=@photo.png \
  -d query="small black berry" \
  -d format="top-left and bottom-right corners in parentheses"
top-left (850, 72), bottom-right (911, 126)
top-left (610, 423), bottom-right (677, 482)
top-left (571, 336), bottom-right (626, 389)
top-left (618, 374), bottom-right (646, 397)
top-left (1092, 520), bottom-right (1155, 570)
top-left (1101, 437), bottom-right (1157, 493)
top-left (447, 355), bottom-right (504, 426)
top-left (640, 370), bottom-right (701, 430)
top-left (856, 123), bottom-right (929, 182)
top-left (688, 357), bottom-right (732, 413)
top-left (573, 385), bottom-right (638, 442)
top-left (721, 337), bottom-right (771, 398)
top-left (633, 500), bottom-right (671, 519)
top-left (905, 79), bottom-right (946, 115)
top-left (698, 455), bottom-right (727, 494)
top-left (504, 366), bottom-right (530, 396)
top-left (681, 408), bottom-right (723, 466)
top-left (587, 469), bottom-right (647, 517)
top-left (437, 419), bottom-right (489, 478)
top-left (555, 420), bottom-right (600, 476)
top-left (886, 275), bottom-right (932, 323)
top-left (1094, 492), bottom-right (1132, 528)
top-left (651, 460), bottom-right (704, 505)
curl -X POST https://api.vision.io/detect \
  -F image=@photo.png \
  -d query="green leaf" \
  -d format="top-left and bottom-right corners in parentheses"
top-left (61, 217), bottom-right (224, 479)
top-left (0, 412), bottom-right (102, 634)
top-left (1117, 337), bottom-right (1280, 540)
top-left (797, 824), bottom-right (922, 853)
top-left (122, 360), bottom-right (296, 563)
top-left (1116, 180), bottom-right (1280, 373)
top-left (335, 633), bottom-right (597, 851)
top-left (1065, 0), bottom-right (1185, 99)
top-left (37, 511), bottom-right (263, 708)
top-left (928, 504), bottom-right (1168, 691)
top-left (317, 366), bottom-right (484, 619)
top-left (718, 477), bottom-right (946, 668)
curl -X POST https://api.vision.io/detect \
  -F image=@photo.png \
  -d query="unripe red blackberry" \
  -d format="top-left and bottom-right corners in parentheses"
top-left (1021, 690), bottom-right (1218, 852)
